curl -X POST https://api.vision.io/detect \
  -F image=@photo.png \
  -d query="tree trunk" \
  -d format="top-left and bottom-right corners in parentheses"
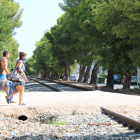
top-left (35, 70), bottom-right (38, 77)
top-left (78, 64), bottom-right (81, 81)
top-left (51, 73), bottom-right (54, 80)
top-left (55, 71), bottom-right (58, 80)
top-left (66, 66), bottom-right (70, 81)
top-left (69, 67), bottom-right (71, 79)
top-left (60, 74), bottom-right (63, 79)
top-left (79, 64), bottom-right (82, 73)
top-left (67, 75), bottom-right (70, 81)
top-left (107, 69), bottom-right (114, 89)
top-left (42, 74), bottom-right (46, 78)
top-left (123, 75), bottom-right (131, 90)
top-left (65, 61), bottom-right (68, 80)
top-left (47, 70), bottom-right (50, 79)
top-left (67, 67), bottom-right (71, 81)
top-left (54, 72), bottom-right (57, 80)
top-left (83, 66), bottom-right (91, 83)
top-left (122, 67), bottom-right (133, 90)
top-left (78, 65), bottom-right (86, 83)
top-left (90, 64), bottom-right (99, 85)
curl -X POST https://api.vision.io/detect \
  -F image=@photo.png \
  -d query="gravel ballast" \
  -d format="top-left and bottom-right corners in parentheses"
top-left (0, 113), bottom-right (138, 140)
top-left (0, 79), bottom-right (140, 139)
top-left (31, 78), bottom-right (84, 92)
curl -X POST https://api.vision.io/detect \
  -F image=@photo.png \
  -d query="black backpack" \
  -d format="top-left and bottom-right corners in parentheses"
top-left (0, 58), bottom-right (5, 75)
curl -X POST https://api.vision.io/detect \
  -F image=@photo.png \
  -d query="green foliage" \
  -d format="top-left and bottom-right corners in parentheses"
top-left (93, 0), bottom-right (140, 61)
top-left (25, 57), bottom-right (36, 76)
top-left (0, 37), bottom-right (19, 70)
top-left (0, 0), bottom-right (23, 68)
top-left (129, 48), bottom-right (140, 67)
top-left (33, 35), bottom-right (68, 76)
top-left (98, 73), bottom-right (108, 79)
top-left (30, 0), bottom-right (140, 88)
top-left (70, 61), bottom-right (78, 74)
top-left (0, 0), bottom-right (23, 44)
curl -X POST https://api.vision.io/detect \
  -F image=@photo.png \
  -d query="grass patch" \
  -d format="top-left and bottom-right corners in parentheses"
top-left (72, 109), bottom-right (78, 115)
top-left (46, 119), bottom-right (67, 125)
top-left (51, 121), bottom-right (67, 125)
top-left (6, 125), bottom-right (9, 128)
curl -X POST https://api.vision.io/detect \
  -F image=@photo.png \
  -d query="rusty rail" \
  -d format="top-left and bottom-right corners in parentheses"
top-left (101, 106), bottom-right (140, 130)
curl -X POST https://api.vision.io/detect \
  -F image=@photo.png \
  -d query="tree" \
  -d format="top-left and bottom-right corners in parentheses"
top-left (59, 0), bottom-right (100, 83)
top-left (0, 0), bottom-right (23, 69)
top-left (0, 37), bottom-right (19, 70)
top-left (33, 35), bottom-right (53, 77)
top-left (32, 0), bottom-right (140, 89)
top-left (0, 0), bottom-right (23, 46)
top-left (25, 57), bottom-right (36, 76)
top-left (5, 37), bottom-right (19, 69)
top-left (92, 0), bottom-right (136, 89)
top-left (46, 13), bottom-right (79, 81)
top-left (112, 0), bottom-right (140, 66)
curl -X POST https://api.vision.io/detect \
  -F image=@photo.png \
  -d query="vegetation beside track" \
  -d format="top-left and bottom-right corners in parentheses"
top-left (25, 0), bottom-right (140, 91)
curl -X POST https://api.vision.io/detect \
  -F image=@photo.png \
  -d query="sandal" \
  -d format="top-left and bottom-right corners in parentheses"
top-left (5, 96), bottom-right (10, 104)
top-left (11, 101), bottom-right (16, 103)
top-left (18, 103), bottom-right (26, 106)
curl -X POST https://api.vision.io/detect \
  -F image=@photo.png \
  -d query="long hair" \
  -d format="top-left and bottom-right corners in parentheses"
top-left (19, 52), bottom-right (26, 60)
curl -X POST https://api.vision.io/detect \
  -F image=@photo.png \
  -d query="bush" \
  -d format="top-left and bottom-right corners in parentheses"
top-left (98, 73), bottom-right (108, 79)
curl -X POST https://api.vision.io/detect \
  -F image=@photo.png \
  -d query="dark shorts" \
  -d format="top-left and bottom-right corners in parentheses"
top-left (0, 79), bottom-right (9, 91)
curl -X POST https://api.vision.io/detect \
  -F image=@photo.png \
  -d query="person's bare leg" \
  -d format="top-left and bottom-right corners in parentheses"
top-left (5, 87), bottom-right (9, 96)
top-left (19, 86), bottom-right (24, 104)
top-left (7, 90), bottom-right (19, 99)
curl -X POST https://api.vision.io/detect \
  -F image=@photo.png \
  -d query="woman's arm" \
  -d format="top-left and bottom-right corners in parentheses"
top-left (17, 60), bottom-right (25, 76)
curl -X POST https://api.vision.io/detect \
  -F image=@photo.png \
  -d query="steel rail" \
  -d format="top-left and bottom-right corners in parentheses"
top-left (35, 77), bottom-right (95, 91)
top-left (101, 106), bottom-right (140, 130)
top-left (29, 78), bottom-right (62, 92)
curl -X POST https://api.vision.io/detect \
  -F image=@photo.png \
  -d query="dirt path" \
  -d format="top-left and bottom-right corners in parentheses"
top-left (0, 91), bottom-right (140, 118)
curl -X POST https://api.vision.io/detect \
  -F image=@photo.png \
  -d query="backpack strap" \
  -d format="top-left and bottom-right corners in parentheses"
top-left (0, 57), bottom-right (5, 62)
top-left (16, 60), bottom-right (23, 68)
top-left (0, 57), bottom-right (6, 74)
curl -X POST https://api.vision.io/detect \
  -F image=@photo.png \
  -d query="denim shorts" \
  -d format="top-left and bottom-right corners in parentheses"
top-left (12, 78), bottom-right (25, 91)
top-left (14, 78), bottom-right (25, 86)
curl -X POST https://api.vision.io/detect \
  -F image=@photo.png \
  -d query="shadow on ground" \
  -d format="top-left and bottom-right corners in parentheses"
top-left (1, 132), bottom-right (133, 140)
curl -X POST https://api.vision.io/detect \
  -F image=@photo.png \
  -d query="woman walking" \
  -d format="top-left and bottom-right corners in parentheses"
top-left (6, 52), bottom-right (28, 105)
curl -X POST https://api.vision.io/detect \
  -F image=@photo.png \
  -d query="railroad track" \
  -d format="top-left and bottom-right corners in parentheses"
top-left (29, 77), bottom-right (95, 92)
top-left (101, 106), bottom-right (140, 139)
top-left (29, 78), bottom-right (62, 92)
top-left (34, 77), bottom-right (95, 91)
top-left (26, 78), bottom-right (140, 139)
top-left (25, 79), bottom-right (55, 92)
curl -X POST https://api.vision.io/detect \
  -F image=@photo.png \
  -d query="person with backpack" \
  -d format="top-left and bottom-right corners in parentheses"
top-left (6, 52), bottom-right (28, 105)
top-left (0, 51), bottom-right (10, 96)
top-left (8, 53), bottom-right (27, 104)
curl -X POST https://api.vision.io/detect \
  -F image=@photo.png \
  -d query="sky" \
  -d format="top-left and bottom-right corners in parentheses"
top-left (14, 0), bottom-right (65, 58)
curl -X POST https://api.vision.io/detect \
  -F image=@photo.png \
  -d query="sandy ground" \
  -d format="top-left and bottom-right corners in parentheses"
top-left (0, 90), bottom-right (140, 118)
